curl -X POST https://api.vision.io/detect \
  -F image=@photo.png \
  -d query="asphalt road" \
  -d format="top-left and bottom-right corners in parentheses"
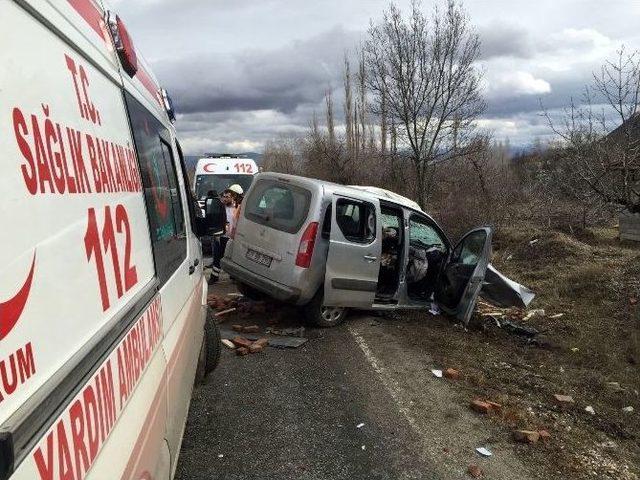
top-left (175, 282), bottom-right (537, 480)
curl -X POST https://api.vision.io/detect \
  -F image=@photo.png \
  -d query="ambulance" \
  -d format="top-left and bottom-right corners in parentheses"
top-left (0, 1), bottom-right (220, 479)
top-left (193, 154), bottom-right (258, 212)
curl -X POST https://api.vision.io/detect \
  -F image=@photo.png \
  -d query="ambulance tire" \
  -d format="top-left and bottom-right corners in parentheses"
top-left (204, 307), bottom-right (221, 374)
top-left (303, 289), bottom-right (348, 328)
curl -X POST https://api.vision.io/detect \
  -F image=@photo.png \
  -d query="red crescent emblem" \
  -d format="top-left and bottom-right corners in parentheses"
top-left (0, 252), bottom-right (36, 340)
top-left (203, 163), bottom-right (215, 173)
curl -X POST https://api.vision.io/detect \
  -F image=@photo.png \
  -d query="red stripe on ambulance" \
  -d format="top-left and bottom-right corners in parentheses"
top-left (31, 296), bottom-right (162, 480)
top-left (67, 0), bottom-right (105, 40)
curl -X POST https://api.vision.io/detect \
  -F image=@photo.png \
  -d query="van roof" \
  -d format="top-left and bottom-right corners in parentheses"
top-left (254, 172), bottom-right (426, 213)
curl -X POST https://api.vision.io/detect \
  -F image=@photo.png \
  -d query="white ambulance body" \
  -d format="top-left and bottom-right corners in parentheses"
top-left (193, 155), bottom-right (258, 208)
top-left (0, 1), bottom-right (215, 479)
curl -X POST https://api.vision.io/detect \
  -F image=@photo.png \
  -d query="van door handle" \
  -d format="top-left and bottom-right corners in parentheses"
top-left (363, 255), bottom-right (377, 262)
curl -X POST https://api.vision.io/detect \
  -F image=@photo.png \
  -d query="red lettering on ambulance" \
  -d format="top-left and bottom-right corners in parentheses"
top-left (34, 431), bottom-right (54, 480)
top-left (56, 123), bottom-right (77, 194)
top-left (82, 385), bottom-right (100, 464)
top-left (69, 400), bottom-right (90, 478)
top-left (44, 114), bottom-right (66, 194)
top-left (31, 113), bottom-right (55, 194)
top-left (65, 54), bottom-right (85, 120)
top-left (13, 108), bottom-right (37, 194)
top-left (93, 374), bottom-right (105, 444)
top-left (57, 421), bottom-right (75, 480)
top-left (16, 341), bottom-right (36, 383)
top-left (117, 346), bottom-right (128, 410)
top-left (66, 127), bottom-right (91, 193)
top-left (0, 352), bottom-right (18, 396)
top-left (99, 361), bottom-right (116, 432)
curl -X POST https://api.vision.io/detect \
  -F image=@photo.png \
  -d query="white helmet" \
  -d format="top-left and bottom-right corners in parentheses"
top-left (227, 184), bottom-right (244, 196)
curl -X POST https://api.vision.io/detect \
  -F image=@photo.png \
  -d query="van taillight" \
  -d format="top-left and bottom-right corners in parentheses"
top-left (296, 222), bottom-right (319, 268)
top-left (106, 12), bottom-right (138, 77)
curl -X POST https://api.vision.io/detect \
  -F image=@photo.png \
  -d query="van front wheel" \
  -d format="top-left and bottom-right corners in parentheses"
top-left (304, 290), bottom-right (347, 327)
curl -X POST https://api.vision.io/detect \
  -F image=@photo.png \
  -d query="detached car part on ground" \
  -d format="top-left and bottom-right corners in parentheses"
top-left (221, 173), bottom-right (534, 327)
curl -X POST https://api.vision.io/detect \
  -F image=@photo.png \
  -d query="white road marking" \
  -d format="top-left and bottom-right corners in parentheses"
top-left (349, 326), bottom-right (427, 438)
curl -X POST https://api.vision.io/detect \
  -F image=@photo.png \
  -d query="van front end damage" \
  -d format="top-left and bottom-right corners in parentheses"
top-left (480, 264), bottom-right (535, 309)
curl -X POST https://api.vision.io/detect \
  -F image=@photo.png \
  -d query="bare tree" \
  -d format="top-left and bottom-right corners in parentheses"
top-left (544, 47), bottom-right (640, 214)
top-left (364, 0), bottom-right (485, 207)
top-left (344, 55), bottom-right (355, 157)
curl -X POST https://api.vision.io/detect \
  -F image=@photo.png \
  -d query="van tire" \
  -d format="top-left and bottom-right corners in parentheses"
top-left (303, 290), bottom-right (348, 327)
top-left (236, 282), bottom-right (265, 301)
top-left (204, 307), bottom-right (221, 374)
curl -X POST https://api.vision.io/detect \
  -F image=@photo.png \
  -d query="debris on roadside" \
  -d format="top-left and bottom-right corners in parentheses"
top-left (523, 309), bottom-right (545, 321)
top-left (553, 394), bottom-right (575, 404)
top-left (513, 430), bottom-right (540, 444)
top-left (221, 339), bottom-right (235, 349)
top-left (467, 464), bottom-right (483, 478)
top-left (470, 400), bottom-right (493, 415)
top-left (605, 381), bottom-right (623, 392)
top-left (220, 327), bottom-right (308, 350)
top-left (235, 347), bottom-right (249, 356)
top-left (444, 368), bottom-right (461, 380)
top-left (475, 447), bottom-right (492, 457)
top-left (207, 294), bottom-right (269, 317)
top-left (470, 399), bottom-right (501, 415)
top-left (231, 336), bottom-right (253, 349)
top-left (356, 423), bottom-right (365, 429)
top-left (266, 326), bottom-right (306, 337)
top-left (585, 406), bottom-right (595, 415)
top-left (215, 307), bottom-right (237, 317)
top-left (538, 430), bottom-right (551, 442)
top-left (622, 406), bottom-right (634, 413)
top-left (431, 369), bottom-right (443, 378)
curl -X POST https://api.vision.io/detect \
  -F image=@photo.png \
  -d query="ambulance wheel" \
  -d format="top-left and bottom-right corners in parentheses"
top-left (303, 290), bottom-right (347, 328)
top-left (204, 307), bottom-right (221, 374)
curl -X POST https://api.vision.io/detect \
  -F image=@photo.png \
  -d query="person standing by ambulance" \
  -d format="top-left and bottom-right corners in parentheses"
top-left (215, 184), bottom-right (244, 280)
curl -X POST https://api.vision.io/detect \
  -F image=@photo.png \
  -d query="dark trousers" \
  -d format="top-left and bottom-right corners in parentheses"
top-left (209, 236), bottom-right (229, 284)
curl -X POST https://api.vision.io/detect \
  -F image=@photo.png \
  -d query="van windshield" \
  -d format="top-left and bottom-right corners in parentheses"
top-left (195, 174), bottom-right (254, 198)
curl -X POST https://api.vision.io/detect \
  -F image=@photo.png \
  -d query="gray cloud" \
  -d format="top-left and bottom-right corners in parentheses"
top-left (478, 22), bottom-right (534, 60)
top-left (155, 26), bottom-right (357, 115)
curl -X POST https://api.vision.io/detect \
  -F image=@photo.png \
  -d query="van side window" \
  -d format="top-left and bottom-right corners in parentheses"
top-left (336, 198), bottom-right (376, 243)
top-left (125, 91), bottom-right (187, 285)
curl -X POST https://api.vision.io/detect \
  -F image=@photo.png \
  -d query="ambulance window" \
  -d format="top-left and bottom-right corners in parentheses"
top-left (125, 92), bottom-right (187, 285)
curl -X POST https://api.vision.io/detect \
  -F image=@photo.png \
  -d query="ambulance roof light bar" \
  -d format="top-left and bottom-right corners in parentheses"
top-left (106, 11), bottom-right (138, 77)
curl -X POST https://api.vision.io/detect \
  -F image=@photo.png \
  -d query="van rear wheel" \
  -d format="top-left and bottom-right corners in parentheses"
top-left (304, 290), bottom-right (347, 327)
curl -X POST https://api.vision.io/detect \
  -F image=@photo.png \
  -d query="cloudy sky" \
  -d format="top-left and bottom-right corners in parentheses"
top-left (110, 0), bottom-right (640, 155)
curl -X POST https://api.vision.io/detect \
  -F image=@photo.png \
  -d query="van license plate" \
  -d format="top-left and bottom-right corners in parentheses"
top-left (246, 249), bottom-right (273, 267)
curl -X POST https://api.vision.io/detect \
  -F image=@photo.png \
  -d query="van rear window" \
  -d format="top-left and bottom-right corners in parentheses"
top-left (244, 180), bottom-right (311, 234)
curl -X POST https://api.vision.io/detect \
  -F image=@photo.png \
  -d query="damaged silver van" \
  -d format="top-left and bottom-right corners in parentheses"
top-left (221, 173), bottom-right (533, 327)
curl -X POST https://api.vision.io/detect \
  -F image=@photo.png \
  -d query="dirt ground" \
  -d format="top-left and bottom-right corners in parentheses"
top-left (403, 224), bottom-right (640, 479)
